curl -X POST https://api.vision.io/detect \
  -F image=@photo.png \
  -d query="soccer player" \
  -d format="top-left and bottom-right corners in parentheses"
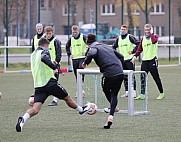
top-left (44, 26), bottom-right (62, 106)
top-left (66, 25), bottom-right (87, 97)
top-left (132, 23), bottom-right (165, 100)
top-left (16, 38), bottom-right (91, 132)
top-left (32, 23), bottom-right (44, 52)
top-left (82, 34), bottom-right (124, 129)
top-left (112, 25), bottom-right (140, 98)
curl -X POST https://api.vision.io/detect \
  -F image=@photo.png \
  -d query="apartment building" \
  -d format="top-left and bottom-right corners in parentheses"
top-left (0, 0), bottom-right (180, 43)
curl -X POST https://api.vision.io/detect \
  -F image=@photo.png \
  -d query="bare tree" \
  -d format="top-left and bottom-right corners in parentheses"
top-left (127, 0), bottom-right (134, 29)
top-left (0, 0), bottom-right (27, 29)
top-left (116, 0), bottom-right (163, 26)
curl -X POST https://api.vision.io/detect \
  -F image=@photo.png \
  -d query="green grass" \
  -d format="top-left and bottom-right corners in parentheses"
top-left (0, 65), bottom-right (181, 142)
top-left (0, 48), bottom-right (31, 54)
top-left (0, 58), bottom-right (180, 71)
top-left (0, 48), bottom-right (67, 54)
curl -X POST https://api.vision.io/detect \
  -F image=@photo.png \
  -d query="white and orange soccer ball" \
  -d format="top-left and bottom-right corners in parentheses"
top-left (28, 96), bottom-right (34, 106)
top-left (87, 103), bottom-right (97, 115)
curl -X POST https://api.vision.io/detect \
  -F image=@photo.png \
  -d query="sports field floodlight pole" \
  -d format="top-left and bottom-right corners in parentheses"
top-left (38, 0), bottom-right (41, 23)
top-left (67, 0), bottom-right (70, 65)
top-left (5, 0), bottom-right (8, 67)
top-left (121, 0), bottom-right (124, 25)
top-left (16, 0), bottom-right (19, 46)
top-left (145, 0), bottom-right (148, 23)
top-left (95, 0), bottom-right (98, 36)
top-left (168, 0), bottom-right (171, 61)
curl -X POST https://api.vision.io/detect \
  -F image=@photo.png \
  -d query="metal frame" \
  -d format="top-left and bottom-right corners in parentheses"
top-left (77, 69), bottom-right (149, 116)
top-left (0, 44), bottom-right (181, 72)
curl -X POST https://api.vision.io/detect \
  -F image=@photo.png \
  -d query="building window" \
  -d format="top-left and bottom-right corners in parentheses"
top-left (132, 9), bottom-right (140, 15)
top-left (154, 26), bottom-right (165, 36)
top-left (124, 4), bottom-right (140, 15)
top-left (101, 4), bottom-right (115, 15)
top-left (41, 0), bottom-right (45, 8)
top-left (62, 5), bottom-right (76, 16)
top-left (62, 5), bottom-right (68, 16)
top-left (150, 3), bottom-right (165, 14)
top-left (48, 0), bottom-right (53, 8)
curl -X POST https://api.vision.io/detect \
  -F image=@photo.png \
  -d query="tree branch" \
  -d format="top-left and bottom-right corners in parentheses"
top-left (135, 0), bottom-right (145, 13)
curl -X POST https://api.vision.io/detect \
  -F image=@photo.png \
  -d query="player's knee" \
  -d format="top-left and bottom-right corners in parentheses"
top-left (32, 107), bottom-right (40, 115)
top-left (64, 95), bottom-right (71, 101)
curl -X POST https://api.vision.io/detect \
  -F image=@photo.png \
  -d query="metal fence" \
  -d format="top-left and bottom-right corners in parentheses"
top-left (0, 44), bottom-right (181, 72)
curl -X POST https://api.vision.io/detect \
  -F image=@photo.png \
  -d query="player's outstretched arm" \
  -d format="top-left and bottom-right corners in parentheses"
top-left (84, 48), bottom-right (98, 66)
top-left (41, 50), bottom-right (57, 70)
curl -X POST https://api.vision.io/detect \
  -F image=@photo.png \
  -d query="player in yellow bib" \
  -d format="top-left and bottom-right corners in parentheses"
top-left (16, 38), bottom-right (91, 132)
top-left (66, 25), bottom-right (87, 97)
top-left (112, 25), bottom-right (140, 98)
top-left (32, 23), bottom-right (45, 52)
top-left (44, 26), bottom-right (62, 106)
top-left (132, 24), bottom-right (165, 100)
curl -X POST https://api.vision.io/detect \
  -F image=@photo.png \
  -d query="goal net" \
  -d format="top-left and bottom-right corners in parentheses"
top-left (77, 69), bottom-right (149, 116)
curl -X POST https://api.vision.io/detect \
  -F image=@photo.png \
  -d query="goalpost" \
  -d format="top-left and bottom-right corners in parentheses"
top-left (77, 69), bottom-right (149, 116)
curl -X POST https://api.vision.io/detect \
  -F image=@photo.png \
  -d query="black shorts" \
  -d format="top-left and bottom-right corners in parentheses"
top-left (34, 83), bottom-right (68, 104)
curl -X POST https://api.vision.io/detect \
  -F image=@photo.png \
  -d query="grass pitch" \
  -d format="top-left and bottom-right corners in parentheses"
top-left (0, 65), bottom-right (181, 142)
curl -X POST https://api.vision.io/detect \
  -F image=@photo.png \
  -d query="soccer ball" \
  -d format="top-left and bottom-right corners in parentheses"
top-left (87, 103), bottom-right (97, 115)
top-left (28, 96), bottom-right (34, 106)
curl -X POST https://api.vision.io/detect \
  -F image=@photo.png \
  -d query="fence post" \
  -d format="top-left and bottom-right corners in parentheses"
top-left (179, 46), bottom-right (181, 64)
top-left (128, 71), bottom-right (134, 116)
top-left (77, 69), bottom-right (83, 107)
top-left (4, 46), bottom-right (6, 72)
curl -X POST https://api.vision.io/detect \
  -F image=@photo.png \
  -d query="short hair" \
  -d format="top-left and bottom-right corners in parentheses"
top-left (36, 23), bottom-right (43, 29)
top-left (71, 25), bottom-right (79, 31)
top-left (45, 26), bottom-right (54, 32)
top-left (121, 24), bottom-right (128, 29)
top-left (87, 33), bottom-right (96, 45)
top-left (144, 23), bottom-right (152, 29)
top-left (38, 37), bottom-right (50, 46)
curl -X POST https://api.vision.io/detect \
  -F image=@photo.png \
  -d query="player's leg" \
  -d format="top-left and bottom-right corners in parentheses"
top-left (135, 61), bottom-right (149, 100)
top-left (109, 75), bottom-right (124, 116)
top-left (127, 61), bottom-right (136, 96)
top-left (149, 59), bottom-right (165, 99)
top-left (47, 84), bottom-right (91, 115)
top-left (72, 59), bottom-right (79, 79)
top-left (48, 96), bottom-right (59, 106)
top-left (104, 74), bottom-right (124, 129)
top-left (78, 58), bottom-right (85, 82)
top-left (121, 61), bottom-right (136, 97)
top-left (122, 61), bottom-right (129, 97)
top-left (103, 76), bottom-right (120, 113)
top-left (78, 58), bottom-right (86, 97)
top-left (49, 63), bottom-right (61, 106)
top-left (102, 76), bottom-right (111, 103)
top-left (16, 90), bottom-right (49, 132)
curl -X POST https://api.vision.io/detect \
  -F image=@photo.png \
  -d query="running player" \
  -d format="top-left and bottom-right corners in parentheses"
top-left (82, 33), bottom-right (124, 129)
top-left (16, 38), bottom-right (91, 132)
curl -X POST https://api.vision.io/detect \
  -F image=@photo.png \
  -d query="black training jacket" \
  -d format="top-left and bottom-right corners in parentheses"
top-left (84, 42), bottom-right (124, 77)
